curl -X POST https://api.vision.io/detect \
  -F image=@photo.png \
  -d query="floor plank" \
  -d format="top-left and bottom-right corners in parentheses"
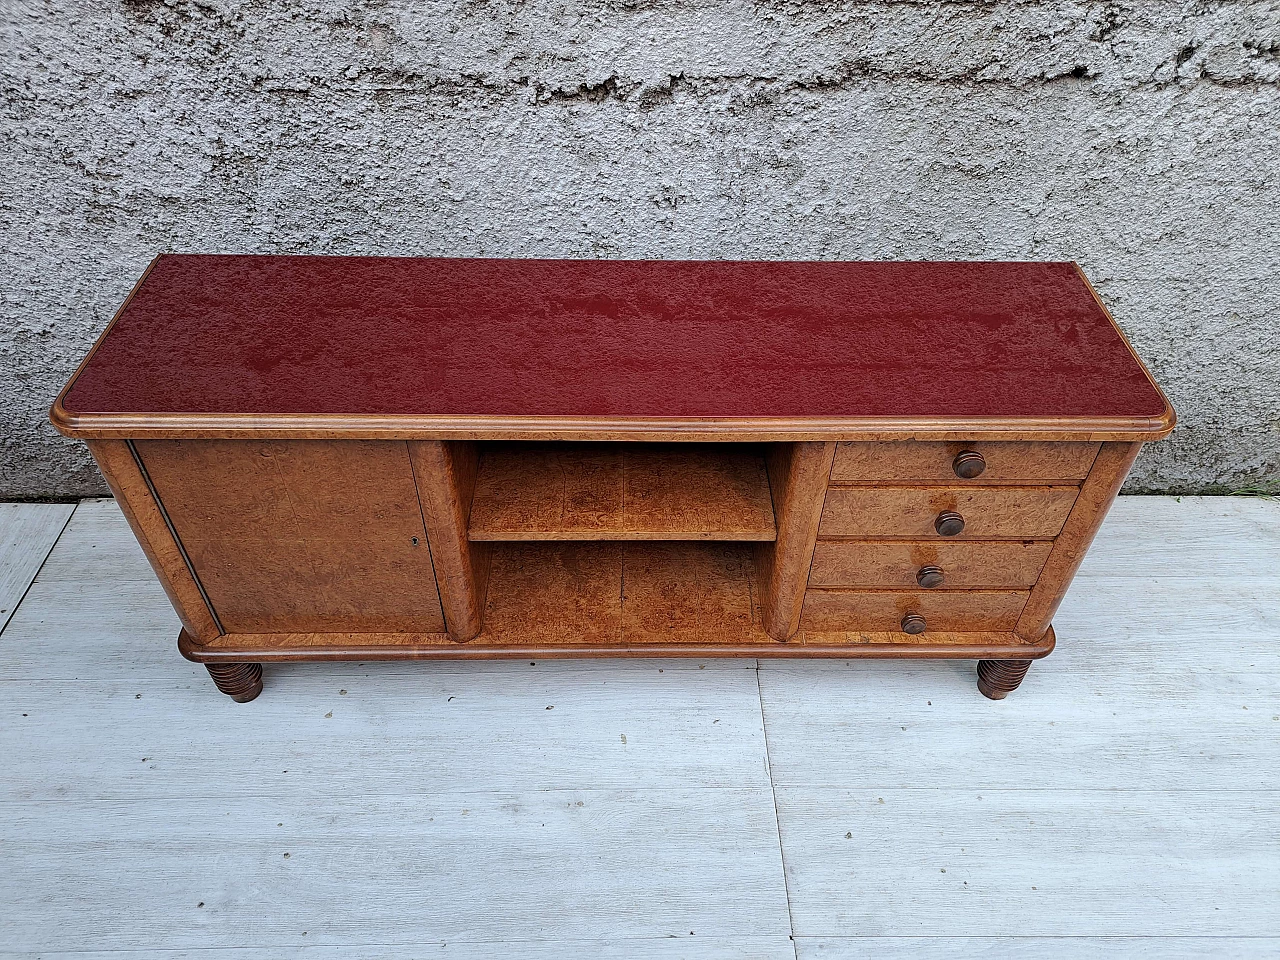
top-left (0, 577), bottom-right (186, 681)
top-left (29, 498), bottom-right (152, 583)
top-left (1078, 495), bottom-right (1280, 579)
top-left (757, 590), bottom-right (1280, 791)
top-left (0, 942), bottom-right (796, 960)
top-left (758, 503), bottom-right (1280, 793)
top-left (1, 661), bottom-right (770, 800)
top-left (763, 496), bottom-right (1280, 945)
top-left (777, 788), bottom-right (1280, 937)
top-left (0, 501), bottom-right (74, 632)
top-left (0, 789), bottom-right (792, 952)
top-left (3, 494), bottom-right (1278, 954)
top-left (795, 938), bottom-right (1280, 959)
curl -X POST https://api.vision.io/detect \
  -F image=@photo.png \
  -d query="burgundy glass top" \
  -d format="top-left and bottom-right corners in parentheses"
top-left (61, 256), bottom-right (1167, 422)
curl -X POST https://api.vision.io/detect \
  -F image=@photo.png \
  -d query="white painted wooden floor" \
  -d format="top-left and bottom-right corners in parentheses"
top-left (1, 496), bottom-right (1277, 959)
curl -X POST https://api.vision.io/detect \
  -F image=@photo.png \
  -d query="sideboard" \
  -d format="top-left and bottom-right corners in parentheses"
top-left (52, 257), bottom-right (1174, 702)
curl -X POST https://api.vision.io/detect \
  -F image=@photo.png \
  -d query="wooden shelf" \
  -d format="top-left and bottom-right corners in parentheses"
top-left (467, 443), bottom-right (777, 541)
top-left (181, 542), bottom-right (1055, 661)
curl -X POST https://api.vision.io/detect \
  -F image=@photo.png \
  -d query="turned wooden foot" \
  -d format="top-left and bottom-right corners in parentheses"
top-left (205, 662), bottom-right (263, 702)
top-left (976, 659), bottom-right (1032, 700)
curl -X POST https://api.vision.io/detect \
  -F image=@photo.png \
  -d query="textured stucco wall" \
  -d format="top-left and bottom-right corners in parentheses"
top-left (3, 0), bottom-right (1278, 497)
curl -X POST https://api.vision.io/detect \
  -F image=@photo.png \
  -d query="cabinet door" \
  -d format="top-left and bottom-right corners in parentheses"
top-left (135, 439), bottom-right (445, 635)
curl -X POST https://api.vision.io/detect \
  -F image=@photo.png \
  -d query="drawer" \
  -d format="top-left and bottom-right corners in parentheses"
top-left (800, 589), bottom-right (1028, 633)
top-left (819, 486), bottom-right (1078, 540)
top-left (809, 540), bottom-right (1053, 589)
top-left (831, 441), bottom-right (1099, 483)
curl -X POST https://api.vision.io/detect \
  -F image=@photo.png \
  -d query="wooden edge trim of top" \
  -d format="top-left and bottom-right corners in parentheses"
top-left (1071, 262), bottom-right (1177, 438)
top-left (49, 412), bottom-right (1177, 443)
top-left (49, 255), bottom-right (160, 436)
top-left (177, 625), bottom-right (1055, 663)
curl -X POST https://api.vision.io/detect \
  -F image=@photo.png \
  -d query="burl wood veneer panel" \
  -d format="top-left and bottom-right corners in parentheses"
top-left (481, 542), bottom-right (764, 647)
top-left (800, 589), bottom-right (1030, 632)
top-left (819, 486), bottom-right (1079, 540)
top-left (831, 441), bottom-right (1100, 483)
top-left (468, 443), bottom-right (776, 541)
top-left (481, 543), bottom-right (625, 645)
top-left (808, 540), bottom-right (1054, 589)
top-left (622, 542), bottom-right (759, 644)
top-left (134, 439), bottom-right (445, 634)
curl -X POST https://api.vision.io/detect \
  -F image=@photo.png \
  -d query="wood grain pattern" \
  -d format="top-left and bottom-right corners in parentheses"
top-left (468, 442), bottom-right (776, 541)
top-left (756, 442), bottom-right (837, 641)
top-left (175, 539), bottom-right (1051, 662)
top-left (1015, 441), bottom-right (1144, 641)
top-left (135, 439), bottom-right (424, 540)
top-left (180, 536), bottom-right (444, 635)
top-left (819, 485), bottom-right (1080, 540)
top-left (623, 542), bottom-right (759, 644)
top-left (832, 440), bottom-right (1100, 483)
top-left (409, 440), bottom-right (490, 641)
top-left (134, 439), bottom-right (445, 635)
top-left (482, 542), bottom-right (760, 648)
top-left (85, 439), bottom-right (221, 642)
top-left (482, 543), bottom-right (624, 645)
top-left (800, 589), bottom-right (1029, 633)
top-left (809, 540), bottom-right (1054, 589)
top-left (791, 626), bottom-right (1052, 658)
top-left (44, 263), bottom-right (1174, 689)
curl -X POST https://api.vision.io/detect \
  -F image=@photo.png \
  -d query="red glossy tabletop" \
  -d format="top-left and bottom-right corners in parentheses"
top-left (59, 256), bottom-right (1168, 425)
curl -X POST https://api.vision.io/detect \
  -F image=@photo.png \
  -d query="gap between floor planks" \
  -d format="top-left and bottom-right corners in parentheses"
top-left (0, 501), bottom-right (75, 633)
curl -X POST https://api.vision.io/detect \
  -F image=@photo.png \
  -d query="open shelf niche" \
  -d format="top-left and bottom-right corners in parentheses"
top-left (465, 442), bottom-right (779, 645)
top-left (429, 440), bottom-right (834, 648)
top-left (467, 442), bottom-right (777, 541)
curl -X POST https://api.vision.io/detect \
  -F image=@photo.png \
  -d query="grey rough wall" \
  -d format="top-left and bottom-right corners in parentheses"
top-left (3, 0), bottom-right (1279, 497)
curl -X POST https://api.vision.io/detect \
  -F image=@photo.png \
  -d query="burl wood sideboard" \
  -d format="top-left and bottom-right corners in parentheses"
top-left (52, 256), bottom-right (1174, 703)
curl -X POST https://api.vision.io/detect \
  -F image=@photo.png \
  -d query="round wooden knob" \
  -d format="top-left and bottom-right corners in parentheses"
top-left (916, 565), bottom-right (945, 588)
top-left (901, 613), bottom-right (927, 635)
top-left (934, 511), bottom-right (965, 536)
top-left (953, 450), bottom-right (986, 479)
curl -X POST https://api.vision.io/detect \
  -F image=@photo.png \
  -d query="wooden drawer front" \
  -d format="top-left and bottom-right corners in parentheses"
top-left (832, 441), bottom-right (1099, 483)
top-left (801, 589), bottom-right (1028, 633)
top-left (819, 486), bottom-right (1078, 540)
top-left (809, 541), bottom-right (1053, 589)
top-left (136, 439), bottom-right (446, 635)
